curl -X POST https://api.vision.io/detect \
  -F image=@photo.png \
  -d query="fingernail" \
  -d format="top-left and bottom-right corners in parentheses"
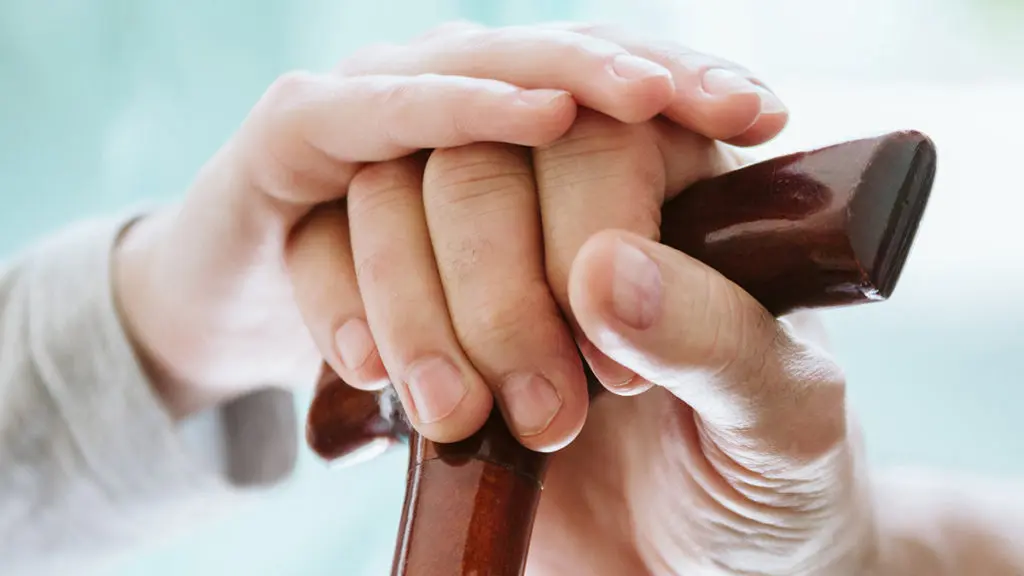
top-left (753, 85), bottom-right (787, 114)
top-left (519, 88), bottom-right (570, 107)
top-left (701, 68), bottom-right (759, 96)
top-left (610, 54), bottom-right (672, 81)
top-left (500, 373), bottom-right (562, 437)
top-left (611, 240), bottom-right (662, 330)
top-left (404, 356), bottom-right (468, 424)
top-left (702, 68), bottom-right (787, 114)
top-left (335, 319), bottom-right (375, 371)
top-left (577, 337), bottom-right (636, 388)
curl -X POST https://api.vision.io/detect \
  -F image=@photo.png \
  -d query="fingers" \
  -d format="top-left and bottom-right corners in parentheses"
top-left (568, 230), bottom-right (847, 461)
top-left (240, 71), bottom-right (577, 209)
top-left (285, 203), bottom-right (389, 391)
top-left (422, 144), bottom-right (588, 452)
top-left (532, 111), bottom-right (735, 394)
top-left (346, 155), bottom-right (493, 443)
top-left (540, 22), bottom-right (788, 145)
top-left (337, 26), bottom-right (676, 124)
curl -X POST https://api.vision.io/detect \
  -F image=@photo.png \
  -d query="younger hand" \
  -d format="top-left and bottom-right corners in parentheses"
top-left (115, 20), bottom-right (683, 416)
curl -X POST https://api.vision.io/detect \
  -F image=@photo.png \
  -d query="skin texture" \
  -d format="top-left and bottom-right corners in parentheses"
top-left (113, 20), bottom-right (1024, 576)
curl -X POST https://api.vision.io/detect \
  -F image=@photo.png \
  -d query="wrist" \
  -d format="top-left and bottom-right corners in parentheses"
top-left (112, 209), bottom-right (231, 418)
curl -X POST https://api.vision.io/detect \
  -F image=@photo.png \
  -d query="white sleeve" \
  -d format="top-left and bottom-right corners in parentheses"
top-left (0, 214), bottom-right (298, 574)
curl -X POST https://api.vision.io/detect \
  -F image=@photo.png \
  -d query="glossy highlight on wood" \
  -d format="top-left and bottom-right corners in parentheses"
top-left (306, 367), bottom-right (409, 464)
top-left (664, 130), bottom-right (936, 315)
top-left (392, 410), bottom-right (548, 576)
top-left (304, 130), bottom-right (938, 576)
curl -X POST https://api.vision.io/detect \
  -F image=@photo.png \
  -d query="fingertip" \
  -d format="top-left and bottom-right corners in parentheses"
top-left (577, 335), bottom-right (645, 395)
top-left (331, 318), bottom-right (392, 391)
top-left (663, 90), bottom-right (762, 141)
top-left (607, 61), bottom-right (677, 124)
top-left (724, 108), bottom-right (789, 147)
top-left (613, 83), bottom-right (677, 124)
top-left (333, 355), bottom-right (391, 392)
top-left (513, 89), bottom-right (579, 145)
top-left (401, 370), bottom-right (495, 444)
top-left (567, 229), bottom-right (642, 350)
top-left (568, 229), bottom-right (679, 369)
top-left (606, 377), bottom-right (655, 397)
top-left (567, 229), bottom-right (618, 318)
top-left (506, 367), bottom-right (589, 453)
top-left (664, 68), bottom-right (788, 142)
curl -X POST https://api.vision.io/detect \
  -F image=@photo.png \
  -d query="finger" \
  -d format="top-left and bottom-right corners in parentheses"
top-left (336, 25), bottom-right (675, 124)
top-left (422, 143), bottom-right (588, 452)
top-left (539, 22), bottom-right (788, 145)
top-left (568, 230), bottom-right (847, 461)
top-left (532, 111), bottom-right (734, 394)
top-left (408, 19), bottom-right (486, 42)
top-left (347, 155), bottom-right (493, 443)
top-left (240, 71), bottom-right (576, 209)
top-left (285, 202), bottom-right (389, 391)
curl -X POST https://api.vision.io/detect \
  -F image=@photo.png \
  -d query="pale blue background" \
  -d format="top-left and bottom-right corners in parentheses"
top-left (3, 0), bottom-right (1023, 574)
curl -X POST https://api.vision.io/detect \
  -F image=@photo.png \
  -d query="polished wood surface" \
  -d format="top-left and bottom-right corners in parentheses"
top-left (305, 130), bottom-right (938, 576)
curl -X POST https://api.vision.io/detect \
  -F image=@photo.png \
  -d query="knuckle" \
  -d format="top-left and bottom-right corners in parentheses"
top-left (245, 70), bottom-right (323, 195)
top-left (672, 267), bottom-right (764, 375)
top-left (710, 283), bottom-right (773, 375)
top-left (352, 241), bottom-right (398, 291)
top-left (424, 144), bottom-right (532, 207)
top-left (415, 20), bottom-right (485, 43)
top-left (536, 111), bottom-right (662, 189)
top-left (498, 25), bottom-right (617, 59)
top-left (643, 40), bottom-right (698, 64)
top-left (376, 76), bottom-right (468, 144)
top-left (517, 23), bottom-right (630, 62)
top-left (334, 42), bottom-right (401, 75)
top-left (457, 283), bottom-right (559, 348)
top-left (561, 21), bottom-right (614, 36)
top-left (261, 70), bottom-right (317, 112)
top-left (549, 109), bottom-right (645, 151)
top-left (347, 159), bottom-right (422, 219)
top-left (774, 320), bottom-right (847, 389)
top-left (375, 78), bottom-right (416, 116)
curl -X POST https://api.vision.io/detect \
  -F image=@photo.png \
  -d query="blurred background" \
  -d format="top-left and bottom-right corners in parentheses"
top-left (2, 0), bottom-right (1022, 574)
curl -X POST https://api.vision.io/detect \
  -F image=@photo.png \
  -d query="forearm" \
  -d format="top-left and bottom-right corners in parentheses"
top-left (872, 467), bottom-right (1024, 575)
top-left (0, 215), bottom-right (297, 572)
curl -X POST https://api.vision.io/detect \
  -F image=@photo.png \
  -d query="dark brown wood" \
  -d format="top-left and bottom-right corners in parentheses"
top-left (391, 409), bottom-right (548, 576)
top-left (305, 130), bottom-right (938, 576)
top-left (306, 368), bottom-right (409, 463)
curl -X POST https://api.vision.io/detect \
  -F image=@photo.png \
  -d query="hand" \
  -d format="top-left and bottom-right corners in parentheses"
top-left (289, 96), bottom-right (870, 572)
top-left (528, 266), bottom-right (870, 574)
top-left (115, 21), bottom-right (786, 428)
top-left (286, 64), bottom-right (868, 574)
top-left (283, 24), bottom-right (788, 448)
top-left (509, 119), bottom-right (865, 573)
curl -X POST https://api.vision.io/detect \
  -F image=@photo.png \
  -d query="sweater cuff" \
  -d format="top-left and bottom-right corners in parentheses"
top-left (22, 212), bottom-right (298, 495)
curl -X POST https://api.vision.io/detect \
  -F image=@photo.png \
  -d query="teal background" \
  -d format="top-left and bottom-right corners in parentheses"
top-left (2, 0), bottom-right (1023, 574)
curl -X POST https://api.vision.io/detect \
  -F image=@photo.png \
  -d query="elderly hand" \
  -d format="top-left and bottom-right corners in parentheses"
top-left (529, 232), bottom-right (868, 574)
top-left (280, 22), bottom-right (867, 574)
top-left (290, 83), bottom-right (867, 576)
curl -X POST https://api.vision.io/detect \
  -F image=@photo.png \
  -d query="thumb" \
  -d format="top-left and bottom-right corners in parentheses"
top-left (568, 229), bottom-right (847, 460)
